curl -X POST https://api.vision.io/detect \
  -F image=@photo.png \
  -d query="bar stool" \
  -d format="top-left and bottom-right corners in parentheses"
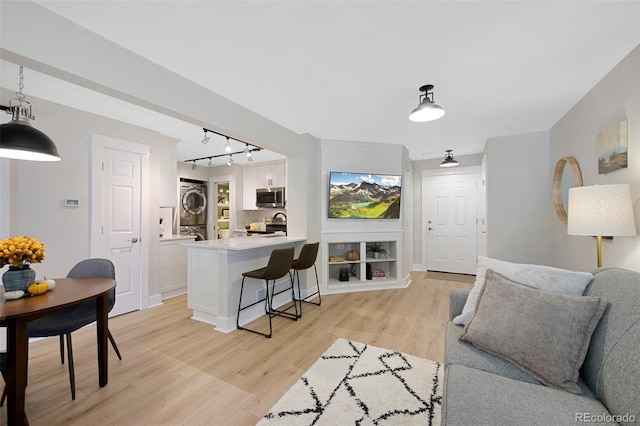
top-left (236, 247), bottom-right (297, 338)
top-left (292, 242), bottom-right (321, 318)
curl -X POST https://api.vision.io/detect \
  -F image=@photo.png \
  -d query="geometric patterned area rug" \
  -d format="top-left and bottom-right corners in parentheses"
top-left (257, 338), bottom-right (442, 425)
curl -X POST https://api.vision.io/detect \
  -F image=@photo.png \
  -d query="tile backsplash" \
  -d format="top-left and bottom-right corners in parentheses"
top-left (236, 208), bottom-right (286, 230)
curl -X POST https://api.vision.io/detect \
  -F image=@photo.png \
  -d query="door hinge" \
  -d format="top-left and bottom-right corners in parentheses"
top-left (102, 162), bottom-right (104, 171)
top-left (101, 225), bottom-right (104, 235)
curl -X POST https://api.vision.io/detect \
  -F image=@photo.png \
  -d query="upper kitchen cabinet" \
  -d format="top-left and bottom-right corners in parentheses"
top-left (242, 161), bottom-right (286, 210)
top-left (257, 162), bottom-right (286, 188)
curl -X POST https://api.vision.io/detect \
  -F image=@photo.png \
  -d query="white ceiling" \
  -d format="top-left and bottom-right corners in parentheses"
top-left (11, 1), bottom-right (640, 164)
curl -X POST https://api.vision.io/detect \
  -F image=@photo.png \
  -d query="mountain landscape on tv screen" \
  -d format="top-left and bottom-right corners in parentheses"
top-left (329, 178), bottom-right (401, 219)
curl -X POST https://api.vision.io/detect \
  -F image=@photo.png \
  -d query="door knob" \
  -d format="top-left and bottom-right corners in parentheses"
top-left (428, 227), bottom-right (433, 231)
top-left (129, 237), bottom-right (139, 244)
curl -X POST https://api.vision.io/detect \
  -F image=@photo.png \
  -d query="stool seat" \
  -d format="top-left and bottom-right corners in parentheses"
top-left (237, 247), bottom-right (296, 338)
top-left (243, 267), bottom-right (269, 279)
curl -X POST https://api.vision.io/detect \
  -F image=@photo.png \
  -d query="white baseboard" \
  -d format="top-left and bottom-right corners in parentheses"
top-left (147, 293), bottom-right (163, 308)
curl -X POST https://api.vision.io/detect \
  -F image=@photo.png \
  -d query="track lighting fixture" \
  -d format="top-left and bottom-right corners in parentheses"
top-left (0, 66), bottom-right (62, 161)
top-left (440, 150), bottom-right (459, 168)
top-left (201, 129), bottom-right (210, 145)
top-left (186, 128), bottom-right (263, 165)
top-left (227, 155), bottom-right (234, 167)
top-left (409, 84), bottom-right (445, 122)
top-left (191, 161), bottom-right (197, 170)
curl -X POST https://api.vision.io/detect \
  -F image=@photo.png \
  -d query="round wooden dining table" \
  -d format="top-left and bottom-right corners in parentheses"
top-left (0, 277), bottom-right (116, 426)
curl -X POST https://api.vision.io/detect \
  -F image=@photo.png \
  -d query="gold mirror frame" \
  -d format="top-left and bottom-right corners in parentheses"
top-left (553, 157), bottom-right (583, 223)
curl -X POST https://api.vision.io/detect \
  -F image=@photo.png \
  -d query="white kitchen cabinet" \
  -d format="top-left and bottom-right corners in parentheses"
top-left (257, 162), bottom-right (285, 188)
top-left (242, 161), bottom-right (286, 210)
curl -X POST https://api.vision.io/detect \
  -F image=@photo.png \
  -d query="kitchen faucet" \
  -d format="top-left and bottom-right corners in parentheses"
top-left (272, 212), bottom-right (287, 222)
top-left (272, 212), bottom-right (287, 236)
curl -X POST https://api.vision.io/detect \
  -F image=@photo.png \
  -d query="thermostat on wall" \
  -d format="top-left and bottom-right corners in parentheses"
top-left (64, 199), bottom-right (80, 207)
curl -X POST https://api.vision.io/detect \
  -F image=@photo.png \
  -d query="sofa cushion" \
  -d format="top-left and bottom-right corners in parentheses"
top-left (445, 321), bottom-right (597, 397)
top-left (460, 270), bottom-right (607, 394)
top-left (453, 256), bottom-right (593, 326)
top-left (581, 268), bottom-right (640, 424)
top-left (442, 364), bottom-right (617, 426)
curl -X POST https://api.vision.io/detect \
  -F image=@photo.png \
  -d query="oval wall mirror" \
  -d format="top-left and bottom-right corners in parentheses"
top-left (553, 157), bottom-right (583, 223)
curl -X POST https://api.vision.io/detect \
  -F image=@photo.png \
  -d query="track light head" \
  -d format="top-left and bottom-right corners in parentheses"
top-left (225, 137), bottom-right (232, 153)
top-left (227, 155), bottom-right (233, 166)
top-left (201, 131), bottom-right (210, 145)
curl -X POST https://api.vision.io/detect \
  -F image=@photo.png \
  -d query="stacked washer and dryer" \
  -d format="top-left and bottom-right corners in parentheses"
top-left (179, 178), bottom-right (208, 241)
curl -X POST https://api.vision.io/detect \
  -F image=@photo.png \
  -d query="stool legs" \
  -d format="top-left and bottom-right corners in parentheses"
top-left (294, 264), bottom-right (321, 318)
top-left (237, 276), bottom-right (274, 338)
top-left (236, 272), bottom-right (298, 338)
top-left (268, 271), bottom-right (298, 320)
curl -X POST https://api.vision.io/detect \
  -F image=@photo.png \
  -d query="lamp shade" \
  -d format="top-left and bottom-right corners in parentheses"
top-left (567, 184), bottom-right (637, 236)
top-left (0, 122), bottom-right (61, 161)
top-left (409, 99), bottom-right (446, 122)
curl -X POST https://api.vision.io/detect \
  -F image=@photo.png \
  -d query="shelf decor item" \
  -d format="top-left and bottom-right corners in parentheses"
top-left (366, 242), bottom-right (388, 259)
top-left (345, 250), bottom-right (359, 261)
top-left (0, 235), bottom-right (46, 292)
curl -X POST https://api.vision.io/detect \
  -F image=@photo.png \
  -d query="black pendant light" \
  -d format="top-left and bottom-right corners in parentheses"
top-left (409, 84), bottom-right (445, 122)
top-left (0, 66), bottom-right (61, 162)
top-left (440, 150), bottom-right (459, 168)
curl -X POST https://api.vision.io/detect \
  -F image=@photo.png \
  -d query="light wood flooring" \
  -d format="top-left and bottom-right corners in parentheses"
top-left (1, 271), bottom-right (473, 426)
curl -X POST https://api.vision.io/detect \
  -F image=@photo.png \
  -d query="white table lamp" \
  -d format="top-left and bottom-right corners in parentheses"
top-left (567, 184), bottom-right (637, 267)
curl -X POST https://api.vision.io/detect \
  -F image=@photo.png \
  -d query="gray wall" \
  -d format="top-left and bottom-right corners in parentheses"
top-left (485, 131), bottom-right (551, 265)
top-left (550, 45), bottom-right (639, 272)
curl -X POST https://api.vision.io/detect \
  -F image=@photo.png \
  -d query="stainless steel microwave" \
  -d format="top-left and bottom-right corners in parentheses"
top-left (256, 187), bottom-right (285, 208)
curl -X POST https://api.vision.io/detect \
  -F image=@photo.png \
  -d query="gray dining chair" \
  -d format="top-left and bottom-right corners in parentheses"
top-left (26, 258), bottom-right (121, 400)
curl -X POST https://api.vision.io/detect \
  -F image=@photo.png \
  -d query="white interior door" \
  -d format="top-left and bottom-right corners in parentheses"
top-left (426, 172), bottom-right (478, 274)
top-left (91, 135), bottom-right (149, 316)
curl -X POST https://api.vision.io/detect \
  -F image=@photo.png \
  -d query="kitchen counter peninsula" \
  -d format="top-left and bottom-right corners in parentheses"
top-left (182, 236), bottom-right (306, 332)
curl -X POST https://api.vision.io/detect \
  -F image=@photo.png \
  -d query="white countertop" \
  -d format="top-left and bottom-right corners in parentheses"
top-left (160, 235), bottom-right (197, 241)
top-left (181, 235), bottom-right (305, 251)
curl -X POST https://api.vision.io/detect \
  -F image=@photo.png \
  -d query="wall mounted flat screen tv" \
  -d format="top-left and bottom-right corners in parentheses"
top-left (328, 172), bottom-right (402, 219)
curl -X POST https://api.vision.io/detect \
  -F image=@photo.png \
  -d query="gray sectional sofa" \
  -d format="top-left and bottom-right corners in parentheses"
top-left (442, 267), bottom-right (640, 426)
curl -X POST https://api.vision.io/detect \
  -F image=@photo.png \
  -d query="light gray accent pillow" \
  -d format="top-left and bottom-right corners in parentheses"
top-left (453, 256), bottom-right (593, 326)
top-left (460, 269), bottom-right (608, 394)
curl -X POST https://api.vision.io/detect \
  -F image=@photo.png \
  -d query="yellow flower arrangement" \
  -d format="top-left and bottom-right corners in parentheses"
top-left (0, 235), bottom-right (46, 269)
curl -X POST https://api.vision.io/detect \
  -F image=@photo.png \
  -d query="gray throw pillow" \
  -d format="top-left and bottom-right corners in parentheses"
top-left (460, 269), bottom-right (608, 394)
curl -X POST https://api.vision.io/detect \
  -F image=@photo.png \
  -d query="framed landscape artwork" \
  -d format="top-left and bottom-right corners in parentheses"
top-left (598, 120), bottom-right (628, 174)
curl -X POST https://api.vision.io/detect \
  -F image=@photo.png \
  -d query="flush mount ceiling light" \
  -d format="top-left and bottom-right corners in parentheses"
top-left (0, 66), bottom-right (62, 161)
top-left (440, 150), bottom-right (459, 167)
top-left (409, 84), bottom-right (445, 122)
